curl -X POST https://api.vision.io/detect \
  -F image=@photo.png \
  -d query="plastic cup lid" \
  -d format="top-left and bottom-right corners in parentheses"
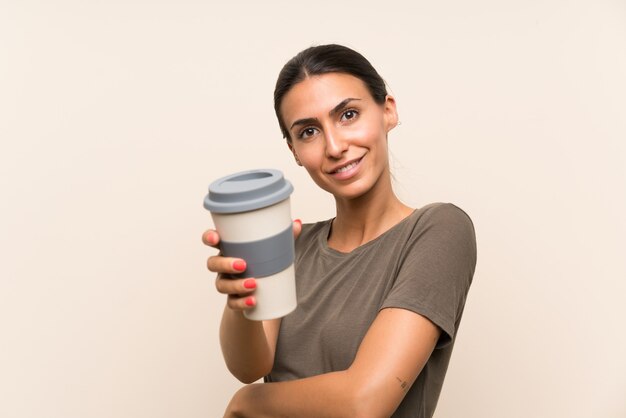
top-left (203, 169), bottom-right (294, 214)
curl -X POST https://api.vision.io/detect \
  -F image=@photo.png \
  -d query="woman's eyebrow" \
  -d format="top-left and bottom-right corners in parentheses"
top-left (290, 117), bottom-right (318, 130)
top-left (329, 98), bottom-right (361, 118)
top-left (290, 98), bottom-right (361, 130)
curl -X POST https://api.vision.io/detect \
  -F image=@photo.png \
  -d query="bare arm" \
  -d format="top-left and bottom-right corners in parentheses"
top-left (203, 221), bottom-right (301, 383)
top-left (224, 307), bottom-right (441, 418)
top-left (218, 308), bottom-right (280, 384)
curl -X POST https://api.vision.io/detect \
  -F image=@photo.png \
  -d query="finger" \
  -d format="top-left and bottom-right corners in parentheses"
top-left (202, 229), bottom-right (220, 248)
top-left (207, 255), bottom-right (247, 274)
top-left (215, 276), bottom-right (257, 296)
top-left (293, 219), bottom-right (302, 239)
top-left (226, 294), bottom-right (256, 311)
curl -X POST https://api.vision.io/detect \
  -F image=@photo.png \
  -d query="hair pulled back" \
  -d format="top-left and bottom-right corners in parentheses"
top-left (274, 44), bottom-right (388, 142)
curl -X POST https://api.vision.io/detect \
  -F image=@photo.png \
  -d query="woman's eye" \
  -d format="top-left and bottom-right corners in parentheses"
top-left (340, 109), bottom-right (359, 122)
top-left (299, 127), bottom-right (318, 139)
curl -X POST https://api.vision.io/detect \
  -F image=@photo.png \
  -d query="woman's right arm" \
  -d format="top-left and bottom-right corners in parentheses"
top-left (219, 305), bottom-right (280, 384)
top-left (203, 222), bottom-right (300, 383)
top-left (203, 229), bottom-right (275, 383)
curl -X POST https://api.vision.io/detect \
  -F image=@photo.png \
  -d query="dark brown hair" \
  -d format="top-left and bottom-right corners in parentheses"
top-left (274, 44), bottom-right (388, 142)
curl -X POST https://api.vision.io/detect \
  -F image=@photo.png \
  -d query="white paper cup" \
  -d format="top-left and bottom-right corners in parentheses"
top-left (204, 169), bottom-right (296, 321)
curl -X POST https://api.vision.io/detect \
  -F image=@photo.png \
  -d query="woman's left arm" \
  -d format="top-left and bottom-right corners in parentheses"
top-left (224, 307), bottom-right (440, 418)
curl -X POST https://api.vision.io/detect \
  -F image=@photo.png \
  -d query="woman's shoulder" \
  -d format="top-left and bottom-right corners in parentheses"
top-left (408, 202), bottom-right (476, 243)
top-left (296, 218), bottom-right (332, 244)
top-left (416, 202), bottom-right (474, 224)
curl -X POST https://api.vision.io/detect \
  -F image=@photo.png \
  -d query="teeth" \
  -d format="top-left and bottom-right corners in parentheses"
top-left (335, 160), bottom-right (359, 173)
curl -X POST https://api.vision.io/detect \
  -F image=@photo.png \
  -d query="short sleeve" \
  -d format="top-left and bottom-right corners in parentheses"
top-left (380, 203), bottom-right (477, 348)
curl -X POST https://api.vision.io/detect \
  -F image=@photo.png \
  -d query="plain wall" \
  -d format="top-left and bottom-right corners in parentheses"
top-left (1, 1), bottom-right (625, 417)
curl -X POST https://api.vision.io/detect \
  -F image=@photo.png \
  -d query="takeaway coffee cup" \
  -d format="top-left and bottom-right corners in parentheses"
top-left (203, 169), bottom-right (296, 321)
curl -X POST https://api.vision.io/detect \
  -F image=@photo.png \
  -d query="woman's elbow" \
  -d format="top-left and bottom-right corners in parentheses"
top-left (235, 373), bottom-right (263, 385)
top-left (227, 362), bottom-right (273, 385)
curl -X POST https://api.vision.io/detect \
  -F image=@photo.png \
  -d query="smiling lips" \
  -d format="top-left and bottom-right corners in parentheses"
top-left (328, 156), bottom-right (364, 180)
top-left (334, 160), bottom-right (360, 173)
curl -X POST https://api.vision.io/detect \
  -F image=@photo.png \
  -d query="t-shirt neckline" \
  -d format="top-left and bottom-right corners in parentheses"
top-left (320, 208), bottom-right (419, 256)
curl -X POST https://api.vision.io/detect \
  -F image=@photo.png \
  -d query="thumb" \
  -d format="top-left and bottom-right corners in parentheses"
top-left (293, 219), bottom-right (302, 239)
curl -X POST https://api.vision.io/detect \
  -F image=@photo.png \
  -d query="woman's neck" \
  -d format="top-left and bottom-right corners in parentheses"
top-left (328, 179), bottom-right (413, 253)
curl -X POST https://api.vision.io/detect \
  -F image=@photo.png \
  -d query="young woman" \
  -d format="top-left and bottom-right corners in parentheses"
top-left (203, 44), bottom-right (477, 418)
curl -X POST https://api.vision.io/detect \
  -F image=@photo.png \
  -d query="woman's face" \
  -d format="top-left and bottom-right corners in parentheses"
top-left (280, 72), bottom-right (398, 200)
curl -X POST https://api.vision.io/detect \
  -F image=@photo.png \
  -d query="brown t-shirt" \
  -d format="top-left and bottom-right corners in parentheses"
top-left (265, 202), bottom-right (477, 417)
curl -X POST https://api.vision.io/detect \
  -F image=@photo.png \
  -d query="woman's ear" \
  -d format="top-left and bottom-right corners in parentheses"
top-left (383, 95), bottom-right (399, 132)
top-left (287, 141), bottom-right (302, 166)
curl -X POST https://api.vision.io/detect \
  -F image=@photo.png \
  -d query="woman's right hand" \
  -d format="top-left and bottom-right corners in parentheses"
top-left (205, 221), bottom-right (302, 384)
top-left (202, 220), bottom-right (302, 312)
top-left (203, 229), bottom-right (258, 312)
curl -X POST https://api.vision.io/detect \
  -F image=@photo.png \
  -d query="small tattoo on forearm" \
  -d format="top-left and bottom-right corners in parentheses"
top-left (395, 376), bottom-right (409, 392)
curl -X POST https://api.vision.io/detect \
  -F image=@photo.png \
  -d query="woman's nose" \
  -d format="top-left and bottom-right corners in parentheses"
top-left (324, 128), bottom-right (348, 159)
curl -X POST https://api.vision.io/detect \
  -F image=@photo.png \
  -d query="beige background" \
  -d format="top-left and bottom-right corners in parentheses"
top-left (1, 0), bottom-right (625, 417)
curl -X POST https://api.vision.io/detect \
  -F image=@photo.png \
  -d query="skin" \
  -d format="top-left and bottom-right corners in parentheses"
top-left (204, 72), bottom-right (441, 417)
top-left (283, 73), bottom-right (413, 251)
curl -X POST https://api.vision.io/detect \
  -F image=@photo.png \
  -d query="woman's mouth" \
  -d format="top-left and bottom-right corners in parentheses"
top-left (329, 157), bottom-right (363, 180)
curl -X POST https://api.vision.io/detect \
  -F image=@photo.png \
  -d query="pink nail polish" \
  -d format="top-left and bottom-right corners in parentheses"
top-left (245, 297), bottom-right (255, 307)
top-left (243, 279), bottom-right (256, 289)
top-left (233, 260), bottom-right (246, 271)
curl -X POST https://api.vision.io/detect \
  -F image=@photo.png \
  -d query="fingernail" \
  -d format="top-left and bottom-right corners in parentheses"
top-left (243, 279), bottom-right (256, 289)
top-left (295, 219), bottom-right (302, 225)
top-left (245, 297), bottom-right (255, 307)
top-left (233, 260), bottom-right (246, 271)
